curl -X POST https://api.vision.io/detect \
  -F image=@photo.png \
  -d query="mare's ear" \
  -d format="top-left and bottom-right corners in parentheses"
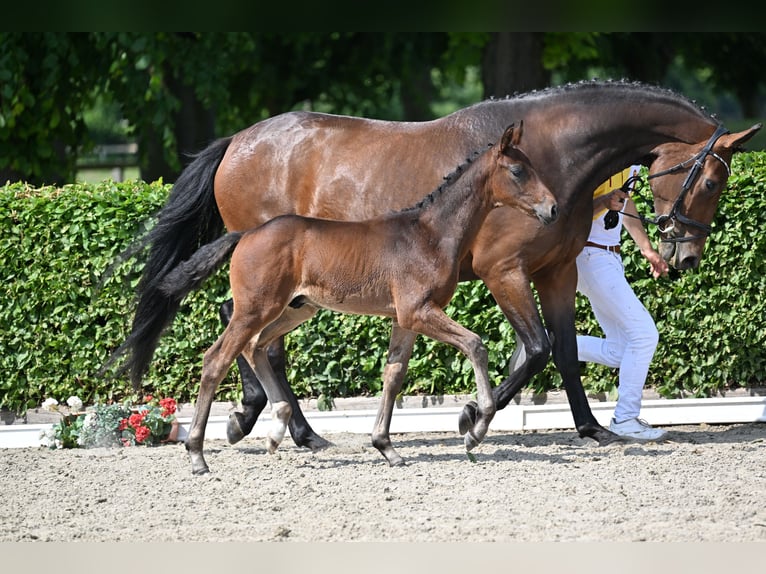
top-left (720, 123), bottom-right (761, 152)
top-left (500, 121), bottom-right (523, 154)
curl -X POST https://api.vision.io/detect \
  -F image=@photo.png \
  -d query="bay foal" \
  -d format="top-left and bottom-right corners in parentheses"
top-left (162, 123), bottom-right (557, 474)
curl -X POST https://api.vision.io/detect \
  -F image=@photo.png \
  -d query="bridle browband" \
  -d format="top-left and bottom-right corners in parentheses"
top-left (619, 124), bottom-right (730, 244)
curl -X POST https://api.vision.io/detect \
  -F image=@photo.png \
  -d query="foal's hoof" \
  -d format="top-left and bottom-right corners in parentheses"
top-left (266, 436), bottom-right (281, 454)
top-left (192, 466), bottom-right (211, 476)
top-left (226, 412), bottom-right (247, 445)
top-left (464, 430), bottom-right (481, 452)
top-left (458, 401), bottom-right (478, 435)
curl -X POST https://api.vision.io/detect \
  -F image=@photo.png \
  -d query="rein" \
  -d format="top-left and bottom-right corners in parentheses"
top-left (615, 124), bottom-right (730, 244)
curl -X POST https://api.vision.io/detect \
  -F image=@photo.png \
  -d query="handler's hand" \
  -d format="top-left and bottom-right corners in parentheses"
top-left (643, 248), bottom-right (669, 279)
top-left (607, 189), bottom-right (629, 211)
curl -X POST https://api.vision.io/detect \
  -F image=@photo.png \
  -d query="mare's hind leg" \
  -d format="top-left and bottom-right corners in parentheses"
top-left (371, 321), bottom-right (417, 466)
top-left (402, 304), bottom-right (496, 453)
top-left (221, 299), bottom-right (331, 451)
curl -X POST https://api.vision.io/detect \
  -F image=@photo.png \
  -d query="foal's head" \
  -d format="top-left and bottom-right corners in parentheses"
top-left (488, 122), bottom-right (559, 225)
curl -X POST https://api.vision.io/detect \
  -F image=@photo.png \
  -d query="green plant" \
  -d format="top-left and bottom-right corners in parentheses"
top-left (2, 152), bottom-right (765, 415)
top-left (41, 395), bottom-right (177, 449)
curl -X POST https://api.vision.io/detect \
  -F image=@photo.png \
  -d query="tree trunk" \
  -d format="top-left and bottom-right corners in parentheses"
top-left (139, 74), bottom-right (216, 183)
top-left (481, 33), bottom-right (549, 99)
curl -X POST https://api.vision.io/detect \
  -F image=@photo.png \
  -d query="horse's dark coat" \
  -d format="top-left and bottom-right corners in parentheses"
top-left (110, 80), bottom-right (760, 460)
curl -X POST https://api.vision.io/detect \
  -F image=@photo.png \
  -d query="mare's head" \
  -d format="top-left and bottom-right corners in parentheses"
top-left (647, 122), bottom-right (761, 270)
top-left (488, 122), bottom-right (558, 225)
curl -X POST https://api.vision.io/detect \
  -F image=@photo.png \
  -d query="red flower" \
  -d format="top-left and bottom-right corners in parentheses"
top-left (128, 412), bottom-right (146, 428)
top-left (118, 418), bottom-right (128, 431)
top-left (134, 425), bottom-right (150, 443)
top-left (143, 395), bottom-right (153, 403)
top-left (159, 397), bottom-right (177, 417)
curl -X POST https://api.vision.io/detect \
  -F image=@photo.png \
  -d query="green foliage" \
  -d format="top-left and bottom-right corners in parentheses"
top-left (77, 403), bottom-right (131, 448)
top-left (1, 154), bottom-right (764, 415)
top-left (618, 152), bottom-right (766, 397)
top-left (0, 33), bottom-right (100, 184)
top-left (0, 179), bottom-right (237, 415)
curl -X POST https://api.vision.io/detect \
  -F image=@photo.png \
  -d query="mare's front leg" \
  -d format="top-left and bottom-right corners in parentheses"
top-left (371, 321), bottom-right (417, 466)
top-left (535, 263), bottom-right (618, 445)
top-left (404, 304), bottom-right (496, 453)
top-left (221, 299), bottom-right (331, 451)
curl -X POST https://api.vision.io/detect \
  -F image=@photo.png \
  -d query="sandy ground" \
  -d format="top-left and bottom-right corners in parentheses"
top-left (0, 422), bottom-right (764, 543)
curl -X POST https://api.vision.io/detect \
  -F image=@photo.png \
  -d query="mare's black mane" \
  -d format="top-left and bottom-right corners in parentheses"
top-left (472, 79), bottom-right (718, 123)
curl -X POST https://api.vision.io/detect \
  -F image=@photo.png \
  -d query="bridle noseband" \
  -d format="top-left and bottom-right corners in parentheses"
top-left (618, 124), bottom-right (730, 244)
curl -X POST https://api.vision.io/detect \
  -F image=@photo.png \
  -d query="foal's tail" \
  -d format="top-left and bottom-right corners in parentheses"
top-left (159, 232), bottom-right (243, 302)
top-left (103, 136), bottom-right (233, 390)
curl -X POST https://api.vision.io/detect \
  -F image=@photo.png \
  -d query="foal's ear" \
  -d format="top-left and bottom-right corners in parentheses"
top-left (500, 120), bottom-right (524, 154)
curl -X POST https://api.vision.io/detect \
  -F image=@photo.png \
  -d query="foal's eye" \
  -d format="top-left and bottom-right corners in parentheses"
top-left (509, 164), bottom-right (524, 177)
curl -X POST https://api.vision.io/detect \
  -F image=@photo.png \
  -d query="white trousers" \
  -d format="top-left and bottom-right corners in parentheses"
top-left (576, 247), bottom-right (659, 422)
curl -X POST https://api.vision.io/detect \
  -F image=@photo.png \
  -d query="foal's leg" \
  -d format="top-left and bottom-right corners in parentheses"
top-left (245, 346), bottom-right (294, 454)
top-left (187, 321), bottom-right (259, 475)
top-left (222, 299), bottom-right (331, 451)
top-left (404, 304), bottom-right (496, 452)
top-left (458, 268), bottom-right (551, 435)
top-left (238, 306), bottom-right (320, 454)
top-left (371, 321), bottom-right (417, 466)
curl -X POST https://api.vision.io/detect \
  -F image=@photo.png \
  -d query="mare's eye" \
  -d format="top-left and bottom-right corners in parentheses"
top-left (704, 178), bottom-right (716, 192)
top-left (509, 164), bottom-right (524, 177)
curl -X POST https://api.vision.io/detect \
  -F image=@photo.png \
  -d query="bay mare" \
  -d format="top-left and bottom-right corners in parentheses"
top-left (159, 124), bottom-right (557, 473)
top-left (111, 80), bottom-right (760, 460)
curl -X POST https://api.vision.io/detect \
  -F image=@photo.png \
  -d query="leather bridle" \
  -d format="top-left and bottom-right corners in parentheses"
top-left (615, 124), bottom-right (731, 244)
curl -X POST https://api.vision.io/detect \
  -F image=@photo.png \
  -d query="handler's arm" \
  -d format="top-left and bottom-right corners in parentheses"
top-left (623, 199), bottom-right (669, 279)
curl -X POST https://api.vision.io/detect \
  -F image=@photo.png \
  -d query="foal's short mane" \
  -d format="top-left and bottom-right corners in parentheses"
top-left (396, 147), bottom-right (488, 215)
top-left (472, 79), bottom-right (719, 123)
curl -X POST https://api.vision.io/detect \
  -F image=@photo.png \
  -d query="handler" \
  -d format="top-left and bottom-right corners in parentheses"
top-left (576, 166), bottom-right (668, 441)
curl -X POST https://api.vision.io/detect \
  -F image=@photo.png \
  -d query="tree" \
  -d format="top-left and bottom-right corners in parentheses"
top-left (482, 33), bottom-right (549, 97)
top-left (0, 33), bottom-right (100, 185)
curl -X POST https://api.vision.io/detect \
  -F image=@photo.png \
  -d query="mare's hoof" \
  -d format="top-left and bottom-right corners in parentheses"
top-left (226, 412), bottom-right (247, 445)
top-left (578, 423), bottom-right (623, 446)
top-left (458, 401), bottom-right (478, 435)
top-left (297, 434), bottom-right (333, 452)
top-left (192, 466), bottom-right (210, 476)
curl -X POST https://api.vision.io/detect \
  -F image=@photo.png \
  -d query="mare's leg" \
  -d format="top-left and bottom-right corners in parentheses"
top-left (221, 299), bottom-right (332, 451)
top-left (403, 304), bottom-right (495, 452)
top-left (371, 321), bottom-right (417, 466)
top-left (534, 264), bottom-right (617, 445)
top-left (458, 268), bottom-right (552, 434)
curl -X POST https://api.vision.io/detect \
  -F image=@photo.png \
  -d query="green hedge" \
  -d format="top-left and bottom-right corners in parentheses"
top-left (2, 152), bottom-right (764, 415)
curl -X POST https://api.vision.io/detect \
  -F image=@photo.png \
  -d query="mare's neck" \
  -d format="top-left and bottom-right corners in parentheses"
top-left (516, 100), bottom-right (717, 215)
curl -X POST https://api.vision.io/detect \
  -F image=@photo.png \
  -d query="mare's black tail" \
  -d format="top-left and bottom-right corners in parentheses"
top-left (103, 136), bottom-right (233, 390)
